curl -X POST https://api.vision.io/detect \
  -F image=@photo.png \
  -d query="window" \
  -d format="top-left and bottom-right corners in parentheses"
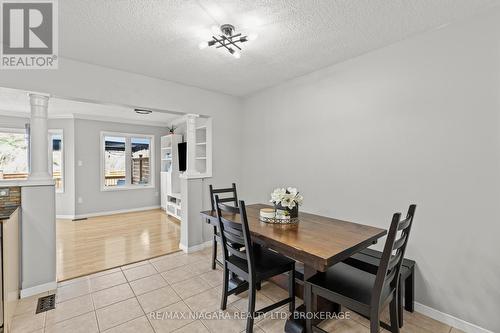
top-left (101, 132), bottom-right (154, 190)
top-left (131, 137), bottom-right (151, 185)
top-left (0, 129), bottom-right (28, 180)
top-left (49, 130), bottom-right (64, 192)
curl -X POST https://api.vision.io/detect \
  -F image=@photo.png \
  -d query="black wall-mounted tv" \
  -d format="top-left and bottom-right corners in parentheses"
top-left (178, 142), bottom-right (187, 172)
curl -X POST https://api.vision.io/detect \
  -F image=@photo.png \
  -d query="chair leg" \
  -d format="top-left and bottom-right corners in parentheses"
top-left (405, 268), bottom-right (415, 312)
top-left (398, 277), bottom-right (403, 328)
top-left (305, 282), bottom-right (313, 333)
top-left (221, 268), bottom-right (229, 310)
top-left (256, 281), bottom-right (261, 290)
top-left (370, 309), bottom-right (380, 333)
top-left (211, 226), bottom-right (217, 270)
top-left (390, 294), bottom-right (400, 333)
top-left (246, 284), bottom-right (256, 333)
top-left (288, 268), bottom-right (295, 313)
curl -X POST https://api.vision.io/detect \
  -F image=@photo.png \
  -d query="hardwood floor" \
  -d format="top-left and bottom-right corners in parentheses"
top-left (56, 209), bottom-right (180, 281)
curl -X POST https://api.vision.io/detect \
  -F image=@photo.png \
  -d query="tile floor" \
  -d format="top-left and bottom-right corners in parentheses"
top-left (11, 247), bottom-right (465, 333)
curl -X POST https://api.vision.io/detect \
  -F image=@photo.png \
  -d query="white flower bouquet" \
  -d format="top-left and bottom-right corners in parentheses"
top-left (270, 187), bottom-right (303, 218)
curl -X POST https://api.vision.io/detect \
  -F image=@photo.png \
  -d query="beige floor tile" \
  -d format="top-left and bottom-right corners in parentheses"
top-left (96, 297), bottom-right (144, 331)
top-left (173, 320), bottom-right (209, 332)
top-left (184, 251), bottom-right (211, 264)
top-left (57, 276), bottom-right (89, 288)
top-left (151, 254), bottom-right (191, 272)
top-left (130, 273), bottom-right (168, 295)
top-left (161, 265), bottom-right (196, 284)
top-left (56, 279), bottom-right (91, 303)
top-left (89, 271), bottom-right (127, 292)
top-left (149, 250), bottom-right (183, 263)
top-left (89, 267), bottom-right (122, 278)
top-left (138, 285), bottom-right (181, 313)
top-left (148, 300), bottom-right (195, 333)
top-left (171, 276), bottom-right (212, 299)
top-left (92, 283), bottom-right (135, 309)
top-left (185, 259), bottom-right (213, 276)
top-left (199, 269), bottom-right (223, 287)
top-left (257, 316), bottom-right (287, 333)
top-left (259, 281), bottom-right (289, 302)
top-left (121, 259), bottom-right (151, 271)
top-left (45, 311), bottom-right (98, 333)
top-left (184, 287), bottom-right (222, 313)
top-left (232, 292), bottom-right (275, 316)
top-left (102, 316), bottom-right (154, 333)
top-left (14, 292), bottom-right (48, 316)
top-left (123, 263), bottom-right (158, 281)
top-left (318, 317), bottom-right (370, 333)
top-left (10, 312), bottom-right (45, 333)
top-left (45, 294), bottom-right (94, 326)
top-left (200, 305), bottom-right (247, 333)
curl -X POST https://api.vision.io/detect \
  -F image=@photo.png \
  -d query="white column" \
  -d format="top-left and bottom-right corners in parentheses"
top-left (28, 93), bottom-right (51, 180)
top-left (185, 113), bottom-right (199, 176)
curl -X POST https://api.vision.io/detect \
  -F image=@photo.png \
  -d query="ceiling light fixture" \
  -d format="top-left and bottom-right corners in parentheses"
top-left (135, 108), bottom-right (152, 115)
top-left (199, 24), bottom-right (256, 58)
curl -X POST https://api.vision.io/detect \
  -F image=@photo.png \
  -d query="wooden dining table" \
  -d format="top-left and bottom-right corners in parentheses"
top-left (200, 203), bottom-right (387, 333)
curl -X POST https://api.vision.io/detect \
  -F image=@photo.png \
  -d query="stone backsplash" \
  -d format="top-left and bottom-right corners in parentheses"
top-left (0, 186), bottom-right (21, 207)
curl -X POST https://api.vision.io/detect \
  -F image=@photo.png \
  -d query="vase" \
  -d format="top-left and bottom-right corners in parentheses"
top-left (275, 203), bottom-right (298, 219)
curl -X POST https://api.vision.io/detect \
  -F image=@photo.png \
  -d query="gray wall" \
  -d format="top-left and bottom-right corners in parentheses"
top-left (74, 119), bottom-right (167, 215)
top-left (241, 8), bottom-right (500, 332)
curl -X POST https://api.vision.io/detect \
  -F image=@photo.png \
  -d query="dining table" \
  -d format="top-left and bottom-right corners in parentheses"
top-left (200, 203), bottom-right (387, 333)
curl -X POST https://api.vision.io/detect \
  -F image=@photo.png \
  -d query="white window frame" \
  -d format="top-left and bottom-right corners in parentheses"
top-left (49, 129), bottom-right (64, 194)
top-left (100, 131), bottom-right (155, 191)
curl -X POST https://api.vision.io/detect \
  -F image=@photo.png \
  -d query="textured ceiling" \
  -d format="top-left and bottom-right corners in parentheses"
top-left (0, 87), bottom-right (179, 126)
top-left (58, 0), bottom-right (499, 96)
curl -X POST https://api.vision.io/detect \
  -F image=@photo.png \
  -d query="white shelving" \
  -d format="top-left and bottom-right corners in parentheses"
top-left (160, 134), bottom-right (183, 220)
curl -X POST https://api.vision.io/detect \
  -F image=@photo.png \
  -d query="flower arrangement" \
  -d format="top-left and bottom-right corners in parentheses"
top-left (270, 187), bottom-right (303, 219)
top-left (270, 187), bottom-right (303, 208)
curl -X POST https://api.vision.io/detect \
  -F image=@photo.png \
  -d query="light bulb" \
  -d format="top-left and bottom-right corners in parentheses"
top-left (198, 41), bottom-right (208, 50)
top-left (233, 51), bottom-right (241, 59)
top-left (248, 33), bottom-right (258, 41)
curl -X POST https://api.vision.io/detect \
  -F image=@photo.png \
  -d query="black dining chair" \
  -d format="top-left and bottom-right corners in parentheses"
top-left (209, 183), bottom-right (238, 270)
top-left (215, 196), bottom-right (296, 333)
top-left (305, 205), bottom-right (416, 333)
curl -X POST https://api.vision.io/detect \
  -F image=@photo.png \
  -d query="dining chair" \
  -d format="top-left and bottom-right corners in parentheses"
top-left (209, 183), bottom-right (238, 270)
top-left (305, 205), bottom-right (416, 333)
top-left (215, 195), bottom-right (296, 333)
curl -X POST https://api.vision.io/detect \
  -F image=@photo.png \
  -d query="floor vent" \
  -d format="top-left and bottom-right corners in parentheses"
top-left (36, 294), bottom-right (56, 314)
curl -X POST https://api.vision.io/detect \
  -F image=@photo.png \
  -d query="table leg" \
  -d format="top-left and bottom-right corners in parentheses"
top-left (284, 265), bottom-right (340, 333)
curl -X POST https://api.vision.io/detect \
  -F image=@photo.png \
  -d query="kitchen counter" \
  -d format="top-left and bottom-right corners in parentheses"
top-left (0, 205), bottom-right (19, 221)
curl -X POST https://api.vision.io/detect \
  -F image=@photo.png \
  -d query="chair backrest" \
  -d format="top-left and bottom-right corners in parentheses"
top-left (372, 204), bottom-right (417, 306)
top-left (214, 196), bottom-right (255, 279)
top-left (209, 183), bottom-right (238, 211)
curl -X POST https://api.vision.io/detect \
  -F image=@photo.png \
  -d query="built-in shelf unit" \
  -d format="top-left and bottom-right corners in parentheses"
top-left (160, 134), bottom-right (183, 220)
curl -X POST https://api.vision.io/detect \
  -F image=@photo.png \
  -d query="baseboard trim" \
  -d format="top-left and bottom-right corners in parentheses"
top-left (56, 214), bottom-right (75, 219)
top-left (179, 240), bottom-right (212, 253)
top-left (59, 205), bottom-right (161, 220)
top-left (414, 302), bottom-right (494, 333)
top-left (21, 281), bottom-right (58, 298)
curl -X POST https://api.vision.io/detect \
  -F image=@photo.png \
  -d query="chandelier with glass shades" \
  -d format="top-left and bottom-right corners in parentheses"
top-left (198, 24), bottom-right (257, 59)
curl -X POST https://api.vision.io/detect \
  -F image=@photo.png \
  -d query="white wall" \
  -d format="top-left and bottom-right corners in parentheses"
top-left (242, 8), bottom-right (500, 333)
